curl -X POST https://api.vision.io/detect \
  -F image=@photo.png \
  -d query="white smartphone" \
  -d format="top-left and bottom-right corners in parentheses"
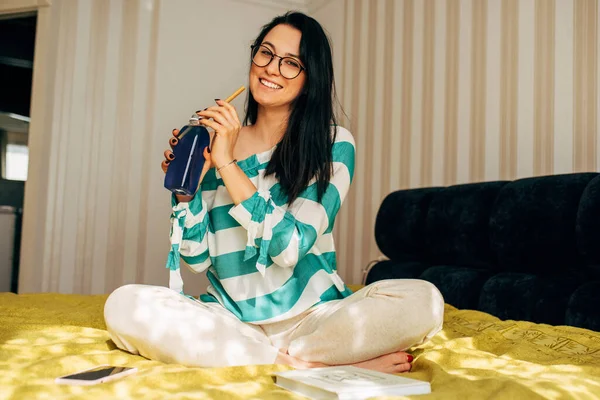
top-left (55, 365), bottom-right (137, 386)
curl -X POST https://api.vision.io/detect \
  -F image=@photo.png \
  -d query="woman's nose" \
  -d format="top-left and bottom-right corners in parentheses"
top-left (265, 58), bottom-right (280, 76)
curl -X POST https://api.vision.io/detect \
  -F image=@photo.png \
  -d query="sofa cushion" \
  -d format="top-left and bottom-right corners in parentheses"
top-left (478, 272), bottom-right (582, 325)
top-left (489, 173), bottom-right (598, 274)
top-left (419, 266), bottom-right (492, 311)
top-left (565, 281), bottom-right (600, 331)
top-left (425, 181), bottom-right (507, 268)
top-left (365, 260), bottom-right (430, 283)
top-left (374, 188), bottom-right (441, 262)
top-left (369, 172), bottom-right (600, 330)
top-left (576, 175), bottom-right (600, 268)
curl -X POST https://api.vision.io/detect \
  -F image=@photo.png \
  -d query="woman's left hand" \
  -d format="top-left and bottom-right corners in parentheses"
top-left (197, 100), bottom-right (242, 169)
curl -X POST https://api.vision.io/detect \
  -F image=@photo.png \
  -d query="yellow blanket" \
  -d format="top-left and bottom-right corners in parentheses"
top-left (1, 290), bottom-right (599, 399)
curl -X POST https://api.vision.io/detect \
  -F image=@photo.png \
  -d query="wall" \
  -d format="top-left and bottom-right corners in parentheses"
top-left (312, 0), bottom-right (600, 284)
top-left (14, 0), bottom-right (600, 293)
top-left (17, 0), bottom-right (306, 295)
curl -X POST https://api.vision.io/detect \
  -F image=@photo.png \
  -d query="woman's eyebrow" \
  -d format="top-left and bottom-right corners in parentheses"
top-left (262, 41), bottom-right (300, 59)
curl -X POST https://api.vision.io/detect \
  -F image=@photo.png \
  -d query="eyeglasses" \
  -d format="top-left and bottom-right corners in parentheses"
top-left (250, 44), bottom-right (305, 80)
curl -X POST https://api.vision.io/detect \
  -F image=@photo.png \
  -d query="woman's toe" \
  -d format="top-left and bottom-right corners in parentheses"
top-left (394, 362), bottom-right (412, 373)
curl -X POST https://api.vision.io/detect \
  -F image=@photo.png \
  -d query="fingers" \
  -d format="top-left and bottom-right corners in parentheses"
top-left (218, 101), bottom-right (242, 130)
top-left (212, 100), bottom-right (237, 127)
top-left (170, 129), bottom-right (179, 148)
top-left (216, 99), bottom-right (241, 124)
top-left (198, 100), bottom-right (241, 130)
top-left (161, 159), bottom-right (170, 173)
top-left (198, 118), bottom-right (221, 133)
top-left (163, 129), bottom-right (178, 173)
top-left (197, 109), bottom-right (233, 131)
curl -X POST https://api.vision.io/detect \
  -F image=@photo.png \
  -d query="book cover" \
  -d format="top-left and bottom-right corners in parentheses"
top-left (274, 365), bottom-right (431, 399)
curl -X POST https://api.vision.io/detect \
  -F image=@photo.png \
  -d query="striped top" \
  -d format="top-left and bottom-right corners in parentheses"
top-left (166, 126), bottom-right (355, 324)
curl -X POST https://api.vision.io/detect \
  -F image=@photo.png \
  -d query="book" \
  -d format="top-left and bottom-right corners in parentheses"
top-left (273, 365), bottom-right (431, 399)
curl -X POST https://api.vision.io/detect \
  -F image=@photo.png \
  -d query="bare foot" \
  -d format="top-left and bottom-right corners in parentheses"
top-left (351, 351), bottom-right (413, 374)
top-left (275, 350), bottom-right (413, 374)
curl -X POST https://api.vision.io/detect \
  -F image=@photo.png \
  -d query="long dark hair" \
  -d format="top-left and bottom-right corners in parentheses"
top-left (244, 11), bottom-right (338, 205)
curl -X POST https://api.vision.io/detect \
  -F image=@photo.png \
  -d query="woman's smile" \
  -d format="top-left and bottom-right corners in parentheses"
top-left (259, 77), bottom-right (283, 90)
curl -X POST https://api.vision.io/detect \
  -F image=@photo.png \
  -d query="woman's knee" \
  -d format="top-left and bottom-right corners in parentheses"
top-left (402, 280), bottom-right (444, 339)
top-left (367, 278), bottom-right (442, 300)
top-left (104, 284), bottom-right (156, 334)
top-left (368, 279), bottom-right (445, 331)
top-left (105, 284), bottom-right (139, 314)
top-left (418, 280), bottom-right (445, 332)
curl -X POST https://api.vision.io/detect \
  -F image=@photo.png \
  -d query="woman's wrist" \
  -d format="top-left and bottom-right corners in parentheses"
top-left (214, 154), bottom-right (236, 170)
top-left (218, 160), bottom-right (256, 205)
top-left (217, 159), bottom-right (237, 172)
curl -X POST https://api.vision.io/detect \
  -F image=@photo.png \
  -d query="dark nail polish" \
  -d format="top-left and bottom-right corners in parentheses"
top-left (168, 154), bottom-right (175, 160)
top-left (172, 128), bottom-right (177, 133)
top-left (165, 159), bottom-right (170, 165)
top-left (203, 107), bottom-right (208, 111)
top-left (195, 110), bottom-right (201, 113)
top-left (207, 147), bottom-right (211, 153)
top-left (407, 355), bottom-right (414, 363)
top-left (215, 98), bottom-right (220, 102)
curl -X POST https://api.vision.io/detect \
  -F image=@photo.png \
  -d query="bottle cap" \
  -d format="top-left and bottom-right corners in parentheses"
top-left (189, 113), bottom-right (201, 125)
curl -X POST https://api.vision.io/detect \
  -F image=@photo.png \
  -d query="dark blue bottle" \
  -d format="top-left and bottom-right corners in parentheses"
top-left (164, 114), bottom-right (211, 196)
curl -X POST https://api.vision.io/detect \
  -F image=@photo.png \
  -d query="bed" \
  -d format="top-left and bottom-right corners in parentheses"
top-left (2, 288), bottom-right (599, 400)
top-left (4, 174), bottom-right (600, 399)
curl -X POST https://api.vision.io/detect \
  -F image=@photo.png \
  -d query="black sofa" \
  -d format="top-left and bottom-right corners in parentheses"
top-left (366, 173), bottom-right (600, 332)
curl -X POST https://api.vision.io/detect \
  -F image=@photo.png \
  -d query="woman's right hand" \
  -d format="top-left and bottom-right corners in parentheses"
top-left (162, 128), bottom-right (213, 203)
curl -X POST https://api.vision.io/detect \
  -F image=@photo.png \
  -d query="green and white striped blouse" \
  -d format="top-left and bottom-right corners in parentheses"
top-left (166, 126), bottom-right (355, 324)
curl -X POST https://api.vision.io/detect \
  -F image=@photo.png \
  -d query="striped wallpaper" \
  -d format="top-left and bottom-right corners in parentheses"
top-left (17, 0), bottom-right (308, 295)
top-left (316, 0), bottom-right (600, 284)
top-left (14, 0), bottom-right (599, 294)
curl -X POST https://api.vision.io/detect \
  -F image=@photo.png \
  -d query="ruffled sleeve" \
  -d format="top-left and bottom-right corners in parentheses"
top-left (165, 192), bottom-right (211, 293)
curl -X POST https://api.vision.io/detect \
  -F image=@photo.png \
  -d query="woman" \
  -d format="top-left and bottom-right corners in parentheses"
top-left (104, 11), bottom-right (444, 373)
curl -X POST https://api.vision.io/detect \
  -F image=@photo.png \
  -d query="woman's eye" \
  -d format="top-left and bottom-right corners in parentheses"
top-left (261, 50), bottom-right (272, 56)
top-left (286, 60), bottom-right (300, 68)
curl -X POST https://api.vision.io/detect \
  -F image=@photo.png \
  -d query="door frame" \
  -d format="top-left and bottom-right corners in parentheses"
top-left (1, 0), bottom-right (52, 292)
top-left (0, 0), bottom-right (51, 15)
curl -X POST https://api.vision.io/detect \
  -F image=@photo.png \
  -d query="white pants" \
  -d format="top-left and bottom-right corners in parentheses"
top-left (104, 279), bottom-right (444, 367)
